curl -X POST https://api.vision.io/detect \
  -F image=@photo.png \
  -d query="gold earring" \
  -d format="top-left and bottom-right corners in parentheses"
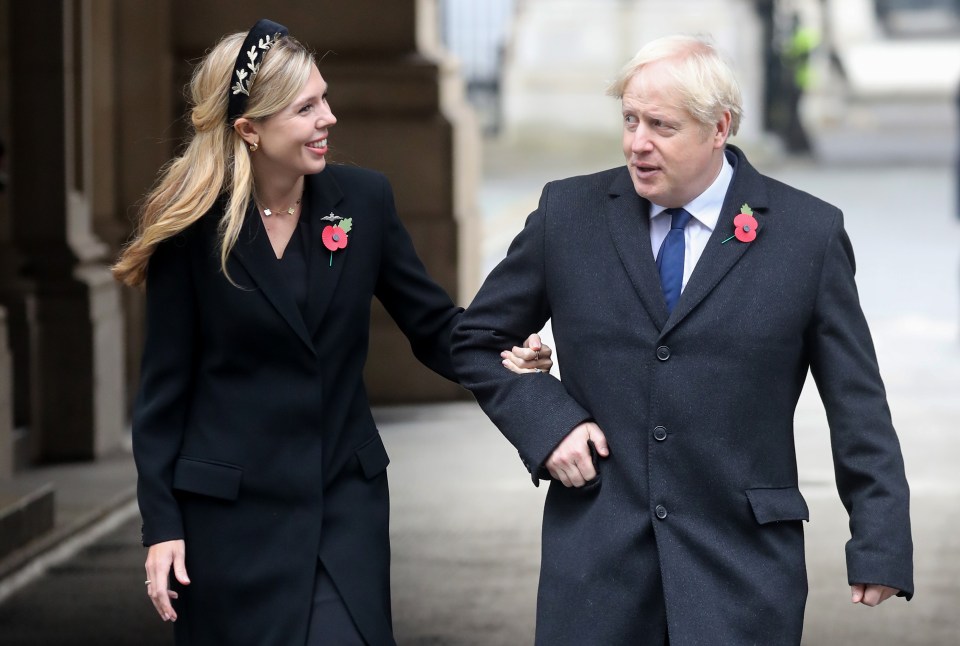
top-left (249, 141), bottom-right (259, 152)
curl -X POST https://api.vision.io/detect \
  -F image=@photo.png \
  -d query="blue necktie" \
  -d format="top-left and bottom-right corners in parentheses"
top-left (656, 207), bottom-right (693, 313)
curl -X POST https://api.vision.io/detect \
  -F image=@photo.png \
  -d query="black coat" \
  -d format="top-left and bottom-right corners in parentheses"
top-left (133, 164), bottom-right (460, 645)
top-left (453, 146), bottom-right (913, 645)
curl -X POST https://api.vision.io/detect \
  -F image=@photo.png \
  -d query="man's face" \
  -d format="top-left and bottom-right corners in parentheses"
top-left (620, 62), bottom-right (730, 208)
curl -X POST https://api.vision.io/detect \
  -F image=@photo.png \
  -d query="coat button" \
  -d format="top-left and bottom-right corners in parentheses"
top-left (653, 426), bottom-right (667, 441)
top-left (655, 505), bottom-right (668, 520)
top-left (656, 346), bottom-right (670, 361)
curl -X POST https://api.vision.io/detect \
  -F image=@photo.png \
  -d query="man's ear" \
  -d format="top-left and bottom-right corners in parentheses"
top-left (712, 110), bottom-right (732, 148)
top-left (233, 118), bottom-right (259, 148)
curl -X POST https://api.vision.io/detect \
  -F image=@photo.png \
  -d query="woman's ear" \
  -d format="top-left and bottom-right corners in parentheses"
top-left (233, 118), bottom-right (259, 148)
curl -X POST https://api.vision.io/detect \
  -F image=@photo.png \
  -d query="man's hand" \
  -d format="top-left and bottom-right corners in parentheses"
top-left (501, 333), bottom-right (554, 374)
top-left (145, 539), bottom-right (190, 622)
top-left (545, 422), bottom-right (610, 487)
top-left (851, 583), bottom-right (898, 606)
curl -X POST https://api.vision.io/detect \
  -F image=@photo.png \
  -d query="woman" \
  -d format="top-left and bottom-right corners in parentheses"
top-left (113, 19), bottom-right (551, 645)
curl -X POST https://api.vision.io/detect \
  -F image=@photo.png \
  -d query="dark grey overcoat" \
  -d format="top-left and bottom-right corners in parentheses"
top-left (452, 146), bottom-right (913, 645)
top-left (133, 165), bottom-right (460, 645)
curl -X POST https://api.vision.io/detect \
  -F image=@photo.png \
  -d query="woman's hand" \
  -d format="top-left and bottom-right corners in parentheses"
top-left (501, 333), bottom-right (554, 374)
top-left (145, 539), bottom-right (190, 622)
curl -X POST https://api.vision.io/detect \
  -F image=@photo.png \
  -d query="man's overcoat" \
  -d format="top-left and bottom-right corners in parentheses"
top-left (453, 146), bottom-right (913, 645)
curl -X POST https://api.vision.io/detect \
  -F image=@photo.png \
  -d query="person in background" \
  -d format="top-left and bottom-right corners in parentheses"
top-left (113, 19), bottom-right (552, 646)
top-left (453, 34), bottom-right (912, 645)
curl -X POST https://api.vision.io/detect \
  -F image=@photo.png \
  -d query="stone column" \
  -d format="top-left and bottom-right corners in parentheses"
top-left (0, 307), bottom-right (13, 478)
top-left (0, 0), bottom-right (36, 456)
top-left (8, 0), bottom-right (124, 461)
top-left (112, 0), bottom-right (174, 414)
top-left (313, 0), bottom-right (479, 402)
top-left (174, 0), bottom-right (479, 403)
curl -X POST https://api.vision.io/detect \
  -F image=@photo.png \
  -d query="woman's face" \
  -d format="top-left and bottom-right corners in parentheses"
top-left (249, 64), bottom-right (336, 182)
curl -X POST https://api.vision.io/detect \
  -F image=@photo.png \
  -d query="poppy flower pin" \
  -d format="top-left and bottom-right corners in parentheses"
top-left (321, 212), bottom-right (352, 266)
top-left (721, 203), bottom-right (758, 244)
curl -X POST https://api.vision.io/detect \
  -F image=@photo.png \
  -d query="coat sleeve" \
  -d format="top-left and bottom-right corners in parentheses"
top-left (452, 183), bottom-right (591, 484)
top-left (131, 233), bottom-right (198, 546)
top-left (806, 211), bottom-right (914, 599)
top-left (373, 175), bottom-right (462, 382)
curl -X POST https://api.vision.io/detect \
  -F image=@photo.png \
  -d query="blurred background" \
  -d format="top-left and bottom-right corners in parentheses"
top-left (0, 0), bottom-right (958, 644)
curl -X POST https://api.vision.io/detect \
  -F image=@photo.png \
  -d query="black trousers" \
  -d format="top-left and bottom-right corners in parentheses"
top-left (305, 561), bottom-right (366, 646)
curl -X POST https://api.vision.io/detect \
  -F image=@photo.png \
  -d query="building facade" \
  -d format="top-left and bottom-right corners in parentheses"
top-left (0, 0), bottom-right (478, 559)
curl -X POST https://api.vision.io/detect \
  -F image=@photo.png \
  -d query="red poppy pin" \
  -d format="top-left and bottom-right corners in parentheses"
top-left (321, 213), bottom-right (352, 266)
top-left (722, 204), bottom-right (758, 244)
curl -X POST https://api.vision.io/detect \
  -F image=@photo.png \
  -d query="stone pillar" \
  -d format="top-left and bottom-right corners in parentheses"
top-left (315, 0), bottom-right (479, 402)
top-left (0, 32), bottom-right (11, 469)
top-left (0, 0), bottom-right (36, 452)
top-left (174, 0), bottom-right (479, 403)
top-left (0, 307), bottom-right (13, 478)
top-left (113, 0), bottom-right (174, 414)
top-left (8, 0), bottom-right (124, 461)
top-left (89, 0), bottom-right (119, 252)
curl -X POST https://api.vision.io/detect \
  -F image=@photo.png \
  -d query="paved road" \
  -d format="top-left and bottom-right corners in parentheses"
top-left (1, 154), bottom-right (958, 645)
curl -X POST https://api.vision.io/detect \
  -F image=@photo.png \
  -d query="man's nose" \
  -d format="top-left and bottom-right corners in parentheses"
top-left (630, 126), bottom-right (652, 153)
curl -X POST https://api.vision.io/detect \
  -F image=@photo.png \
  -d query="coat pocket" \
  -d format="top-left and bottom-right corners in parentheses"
top-left (355, 434), bottom-right (390, 480)
top-left (172, 456), bottom-right (243, 501)
top-left (745, 486), bottom-right (809, 525)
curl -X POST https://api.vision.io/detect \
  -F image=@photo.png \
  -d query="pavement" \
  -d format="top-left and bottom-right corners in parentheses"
top-left (0, 141), bottom-right (959, 645)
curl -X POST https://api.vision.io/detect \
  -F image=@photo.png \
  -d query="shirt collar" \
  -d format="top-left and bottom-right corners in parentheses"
top-left (648, 153), bottom-right (734, 232)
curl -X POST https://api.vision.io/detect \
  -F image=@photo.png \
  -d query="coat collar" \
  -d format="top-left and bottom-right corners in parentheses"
top-left (603, 145), bottom-right (769, 336)
top-left (229, 168), bottom-right (346, 355)
top-left (302, 169), bottom-right (347, 336)
top-left (663, 145), bottom-right (768, 337)
top-left (604, 168), bottom-right (669, 330)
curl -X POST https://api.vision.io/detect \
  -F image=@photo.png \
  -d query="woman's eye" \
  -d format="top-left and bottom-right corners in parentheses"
top-left (299, 104), bottom-right (313, 114)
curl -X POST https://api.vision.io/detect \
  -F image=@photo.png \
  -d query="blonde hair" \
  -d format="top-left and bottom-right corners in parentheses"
top-left (113, 31), bottom-right (314, 286)
top-left (606, 35), bottom-right (742, 137)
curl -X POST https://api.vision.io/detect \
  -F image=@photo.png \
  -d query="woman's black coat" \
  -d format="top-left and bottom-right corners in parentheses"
top-left (133, 164), bottom-right (460, 645)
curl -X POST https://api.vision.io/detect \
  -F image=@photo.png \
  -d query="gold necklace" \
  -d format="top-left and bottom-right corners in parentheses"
top-left (257, 195), bottom-right (302, 217)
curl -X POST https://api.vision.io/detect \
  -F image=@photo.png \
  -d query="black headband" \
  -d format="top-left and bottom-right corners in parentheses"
top-left (227, 19), bottom-right (289, 124)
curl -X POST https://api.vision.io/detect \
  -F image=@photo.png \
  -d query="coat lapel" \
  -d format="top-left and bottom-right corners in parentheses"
top-left (302, 169), bottom-right (347, 336)
top-left (604, 168), bottom-right (670, 330)
top-left (231, 202), bottom-right (317, 356)
top-left (661, 146), bottom-right (769, 338)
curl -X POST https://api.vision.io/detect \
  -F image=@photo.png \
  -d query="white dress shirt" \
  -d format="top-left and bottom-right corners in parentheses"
top-left (648, 155), bottom-right (735, 293)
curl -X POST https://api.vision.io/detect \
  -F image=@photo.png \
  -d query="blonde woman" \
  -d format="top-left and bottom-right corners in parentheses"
top-left (114, 19), bottom-right (551, 645)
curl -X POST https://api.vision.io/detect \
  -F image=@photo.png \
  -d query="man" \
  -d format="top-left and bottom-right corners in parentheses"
top-left (452, 35), bottom-right (912, 645)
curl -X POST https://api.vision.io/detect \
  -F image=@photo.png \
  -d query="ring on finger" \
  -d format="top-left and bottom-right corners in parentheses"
top-left (534, 368), bottom-right (542, 374)
top-left (145, 580), bottom-right (151, 585)
top-left (535, 349), bottom-right (540, 361)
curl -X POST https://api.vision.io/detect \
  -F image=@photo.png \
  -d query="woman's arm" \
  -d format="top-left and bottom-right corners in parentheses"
top-left (131, 233), bottom-right (198, 622)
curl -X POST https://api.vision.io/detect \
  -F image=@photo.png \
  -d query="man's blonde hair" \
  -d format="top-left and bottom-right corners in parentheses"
top-left (607, 35), bottom-right (742, 136)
